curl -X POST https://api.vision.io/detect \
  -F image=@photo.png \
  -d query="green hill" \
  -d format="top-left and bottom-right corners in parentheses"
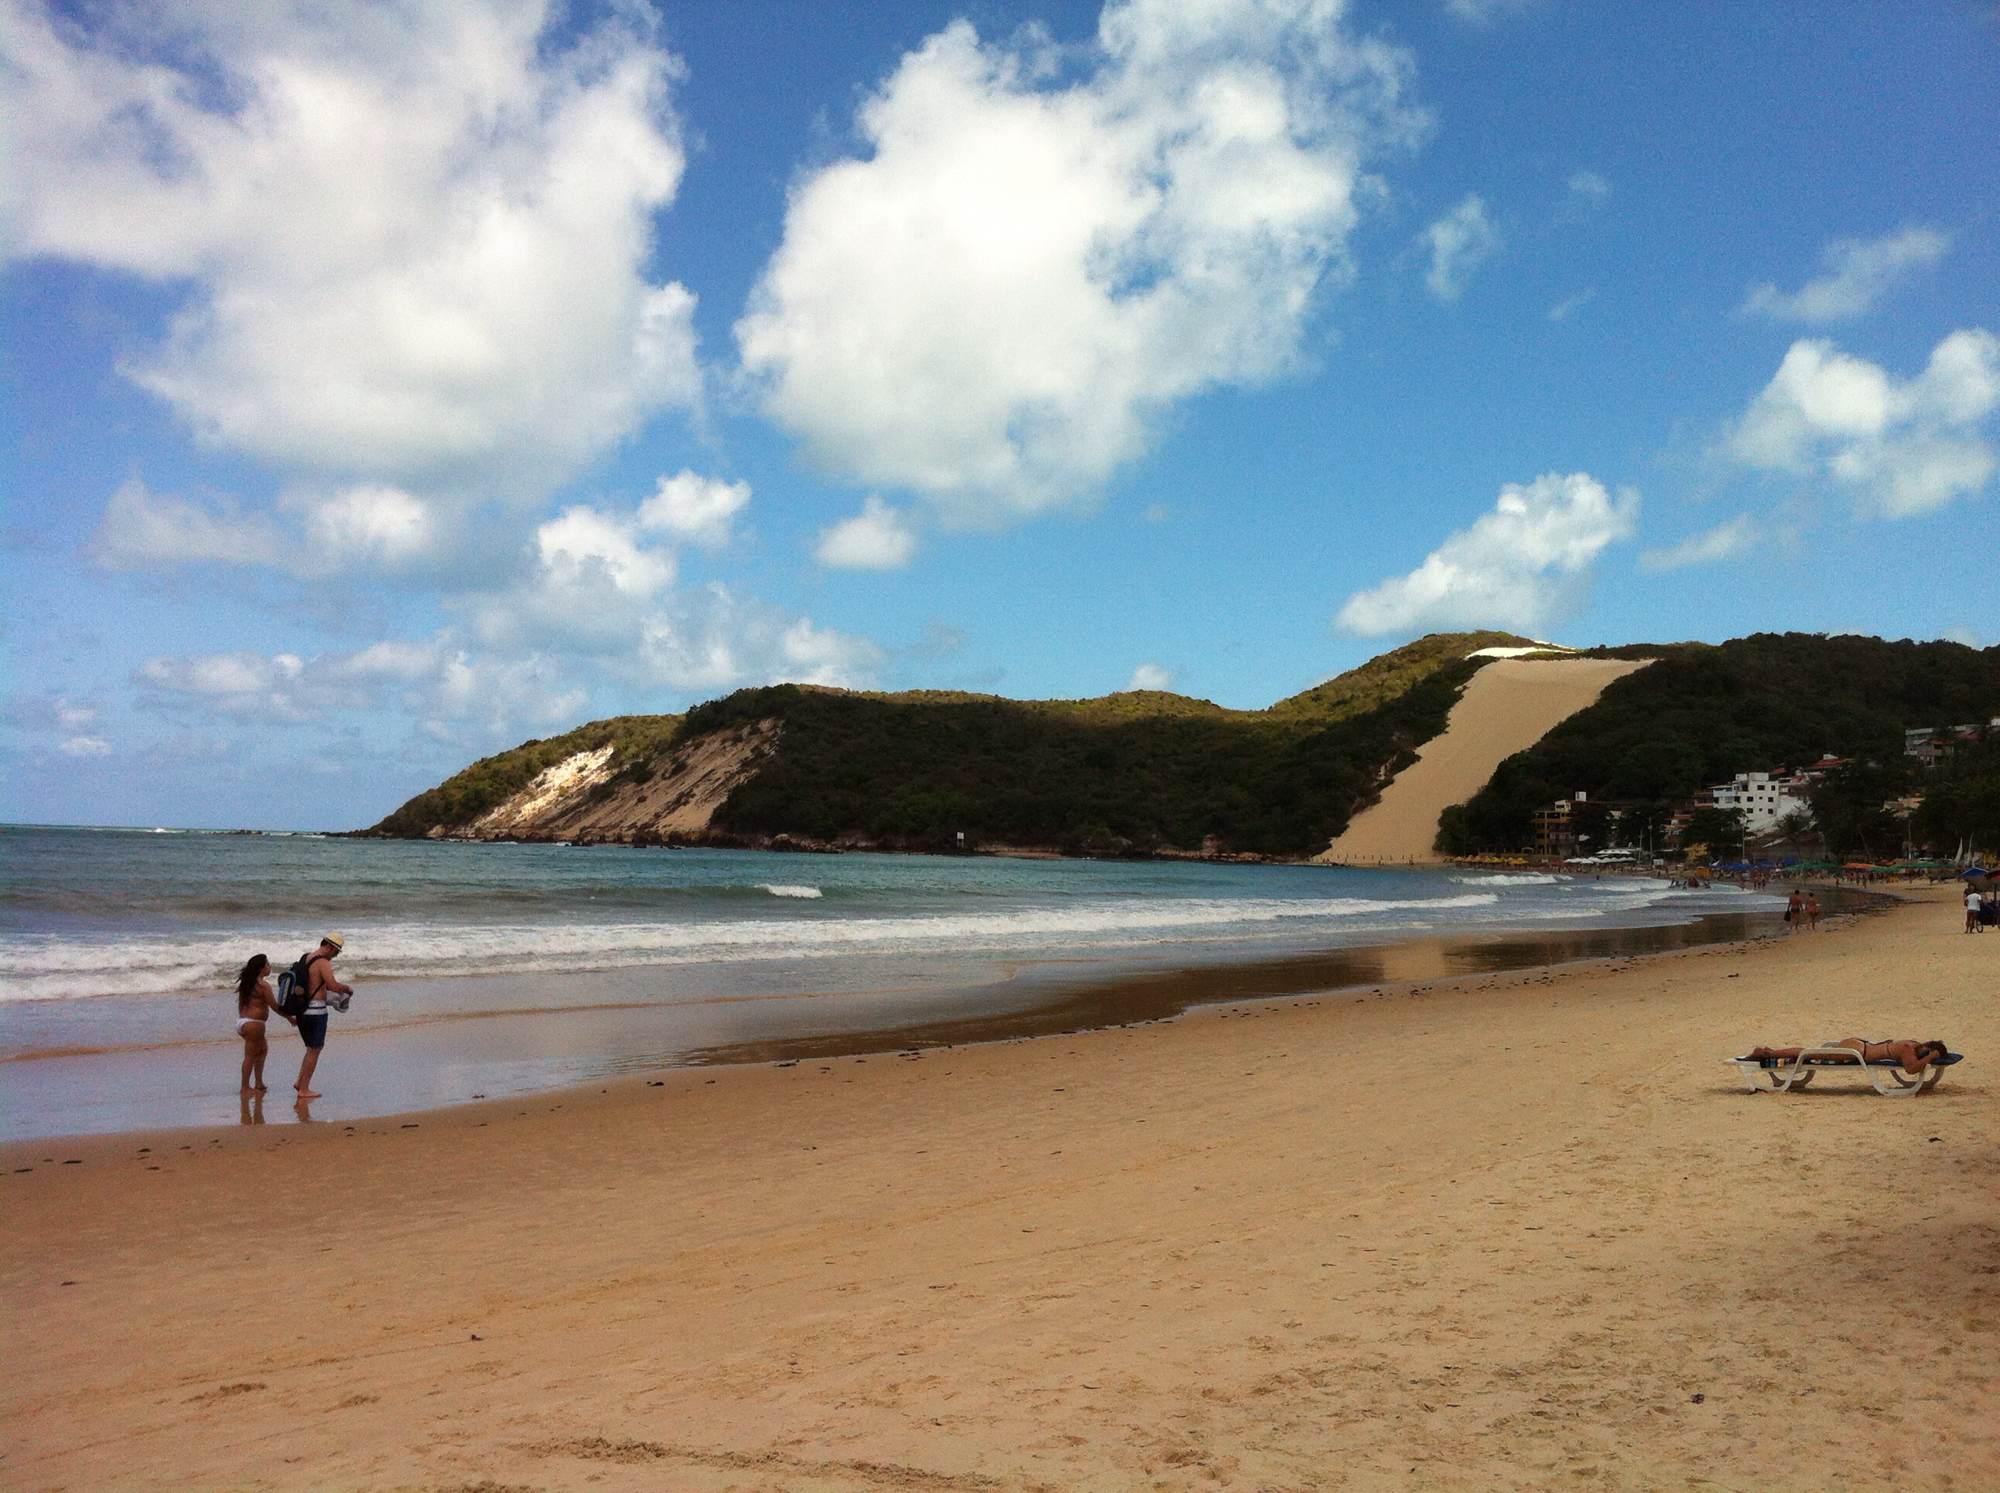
top-left (368, 630), bottom-right (2000, 861)
top-left (366, 632), bottom-right (1524, 856)
top-left (367, 713), bottom-right (684, 840)
top-left (1438, 633), bottom-right (2000, 857)
top-left (1264, 630), bottom-right (1539, 720)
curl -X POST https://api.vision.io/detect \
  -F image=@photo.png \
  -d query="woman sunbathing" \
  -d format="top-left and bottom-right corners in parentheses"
top-left (1747, 1038), bottom-right (1949, 1073)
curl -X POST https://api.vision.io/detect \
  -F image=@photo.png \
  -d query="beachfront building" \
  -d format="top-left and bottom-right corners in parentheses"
top-left (1707, 772), bottom-right (1812, 835)
top-left (1532, 797), bottom-right (1577, 857)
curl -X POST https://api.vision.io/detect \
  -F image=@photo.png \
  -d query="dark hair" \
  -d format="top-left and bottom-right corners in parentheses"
top-left (1921, 1039), bottom-right (1949, 1061)
top-left (236, 953), bottom-right (270, 1013)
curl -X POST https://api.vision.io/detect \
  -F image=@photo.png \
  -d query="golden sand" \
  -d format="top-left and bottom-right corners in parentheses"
top-left (1323, 657), bottom-right (1652, 864)
top-left (4, 886), bottom-right (1994, 1491)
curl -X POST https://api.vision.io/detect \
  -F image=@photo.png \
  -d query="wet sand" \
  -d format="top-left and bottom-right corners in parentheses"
top-left (5, 883), bottom-right (1993, 1490)
top-left (1, 900), bottom-right (1792, 1141)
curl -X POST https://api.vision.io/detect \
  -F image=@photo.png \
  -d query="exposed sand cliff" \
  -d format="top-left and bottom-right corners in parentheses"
top-left (1321, 656), bottom-right (1652, 863)
top-left (445, 719), bottom-right (780, 843)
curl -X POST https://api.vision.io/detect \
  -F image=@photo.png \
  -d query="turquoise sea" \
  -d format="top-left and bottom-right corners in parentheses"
top-left (0, 825), bottom-right (1782, 1138)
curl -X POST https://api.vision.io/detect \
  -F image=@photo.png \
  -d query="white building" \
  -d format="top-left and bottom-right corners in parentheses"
top-left (1709, 772), bottom-right (1812, 835)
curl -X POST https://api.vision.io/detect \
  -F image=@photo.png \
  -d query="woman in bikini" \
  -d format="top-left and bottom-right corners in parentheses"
top-left (235, 954), bottom-right (277, 1093)
top-left (1747, 1037), bottom-right (1949, 1073)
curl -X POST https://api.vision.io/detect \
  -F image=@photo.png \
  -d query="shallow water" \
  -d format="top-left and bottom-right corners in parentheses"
top-left (0, 825), bottom-right (1793, 1139)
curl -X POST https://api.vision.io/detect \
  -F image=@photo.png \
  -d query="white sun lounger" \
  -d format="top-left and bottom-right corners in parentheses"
top-left (1725, 1043), bottom-right (1964, 1097)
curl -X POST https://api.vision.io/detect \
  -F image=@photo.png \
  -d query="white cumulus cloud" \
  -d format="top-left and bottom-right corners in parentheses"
top-left (90, 478), bottom-right (287, 571)
top-left (302, 485), bottom-right (436, 567)
top-left (1729, 329), bottom-right (1999, 518)
top-left (735, 0), bottom-right (1422, 525)
top-left (334, 640), bottom-right (443, 683)
top-left (59, 735), bottom-right (113, 757)
top-left (1336, 472), bottom-right (1638, 635)
top-left (1639, 515), bottom-right (1755, 572)
top-left (637, 471), bottom-right (751, 550)
top-left (136, 650), bottom-right (309, 718)
top-left (1444, 0), bottom-right (1542, 23)
top-left (631, 585), bottom-right (885, 692)
top-left (1567, 170), bottom-right (1610, 203)
top-left (1420, 193), bottom-right (1499, 303)
top-left (1, 0), bottom-right (701, 498)
top-left (1742, 227), bottom-right (1951, 324)
top-left (1127, 662), bottom-right (1175, 691)
top-left (429, 650), bottom-right (587, 738)
top-left (535, 506), bottom-right (675, 599)
top-left (134, 636), bottom-right (581, 740)
top-left (816, 497), bottom-right (918, 570)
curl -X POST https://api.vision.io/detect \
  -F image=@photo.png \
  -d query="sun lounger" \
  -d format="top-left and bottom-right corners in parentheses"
top-left (1725, 1043), bottom-right (1964, 1097)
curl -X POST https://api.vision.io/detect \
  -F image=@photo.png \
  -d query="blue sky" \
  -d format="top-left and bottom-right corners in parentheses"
top-left (3, 0), bottom-right (1996, 830)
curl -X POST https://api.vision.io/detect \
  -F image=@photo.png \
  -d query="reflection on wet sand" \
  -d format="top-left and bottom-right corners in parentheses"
top-left (1, 888), bottom-right (1883, 1141)
top-left (672, 905), bottom-right (1837, 1070)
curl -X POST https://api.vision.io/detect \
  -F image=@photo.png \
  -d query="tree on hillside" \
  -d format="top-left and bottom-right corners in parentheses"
top-left (1910, 739), bottom-right (2000, 855)
top-left (1681, 806), bottom-right (1747, 861)
top-left (1809, 759), bottom-right (1913, 860)
top-left (1445, 634), bottom-right (2000, 855)
top-left (1607, 801), bottom-right (1671, 852)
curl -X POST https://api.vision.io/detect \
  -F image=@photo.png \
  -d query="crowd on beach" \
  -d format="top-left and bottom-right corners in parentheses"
top-left (234, 934), bottom-right (351, 1101)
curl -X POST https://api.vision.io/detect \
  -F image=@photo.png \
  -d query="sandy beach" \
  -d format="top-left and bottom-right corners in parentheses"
top-left (4, 884), bottom-right (1994, 1491)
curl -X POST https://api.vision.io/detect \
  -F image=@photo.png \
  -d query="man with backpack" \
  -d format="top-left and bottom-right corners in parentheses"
top-left (290, 933), bottom-right (351, 1098)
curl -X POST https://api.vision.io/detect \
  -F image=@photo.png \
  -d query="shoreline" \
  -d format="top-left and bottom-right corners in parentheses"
top-left (5, 882), bottom-right (1990, 1490)
top-left (0, 888), bottom-right (1840, 1144)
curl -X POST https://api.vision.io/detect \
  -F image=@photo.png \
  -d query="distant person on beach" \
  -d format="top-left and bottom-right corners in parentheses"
top-left (1786, 889), bottom-right (1805, 932)
top-left (234, 953), bottom-right (282, 1093)
top-left (293, 933), bottom-right (351, 1099)
top-left (1806, 894), bottom-right (1821, 931)
top-left (1747, 1038), bottom-right (1949, 1073)
top-left (1967, 886), bottom-right (1984, 934)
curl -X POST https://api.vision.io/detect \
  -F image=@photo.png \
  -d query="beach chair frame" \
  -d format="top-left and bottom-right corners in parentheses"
top-left (1724, 1043), bottom-right (1962, 1098)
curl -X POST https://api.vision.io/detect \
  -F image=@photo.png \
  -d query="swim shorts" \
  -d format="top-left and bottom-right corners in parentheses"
top-left (298, 1012), bottom-right (328, 1050)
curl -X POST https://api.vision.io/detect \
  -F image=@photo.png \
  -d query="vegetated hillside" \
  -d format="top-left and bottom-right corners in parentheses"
top-left (1911, 736), bottom-right (2000, 855)
top-left (366, 632), bottom-right (1521, 856)
top-left (1438, 633), bottom-right (2000, 856)
top-left (368, 714), bottom-right (684, 839)
top-left (1265, 630), bottom-right (1537, 720)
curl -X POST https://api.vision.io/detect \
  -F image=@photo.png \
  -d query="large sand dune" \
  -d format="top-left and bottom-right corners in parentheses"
top-left (1322, 656), bottom-right (1651, 863)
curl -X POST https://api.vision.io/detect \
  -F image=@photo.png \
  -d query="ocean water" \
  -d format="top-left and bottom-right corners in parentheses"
top-left (0, 826), bottom-right (1775, 1007)
top-left (0, 826), bottom-right (1783, 1137)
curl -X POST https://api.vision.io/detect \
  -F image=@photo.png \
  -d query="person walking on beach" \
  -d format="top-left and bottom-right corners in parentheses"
top-left (1786, 888), bottom-right (1805, 933)
top-left (293, 933), bottom-right (351, 1098)
top-left (1806, 894), bottom-right (1821, 932)
top-left (234, 953), bottom-right (282, 1093)
top-left (1969, 885), bottom-right (1985, 934)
